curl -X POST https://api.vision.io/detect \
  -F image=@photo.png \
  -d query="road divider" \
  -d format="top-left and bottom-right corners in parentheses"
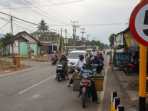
top-left (111, 92), bottom-right (117, 111)
top-left (111, 92), bottom-right (125, 111)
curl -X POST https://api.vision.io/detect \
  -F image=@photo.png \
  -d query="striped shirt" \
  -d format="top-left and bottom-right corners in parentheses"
top-left (80, 65), bottom-right (96, 81)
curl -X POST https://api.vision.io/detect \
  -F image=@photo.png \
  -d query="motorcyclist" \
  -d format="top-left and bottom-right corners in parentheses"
top-left (92, 56), bottom-right (101, 65)
top-left (67, 55), bottom-right (86, 87)
top-left (55, 54), bottom-right (69, 80)
top-left (51, 52), bottom-right (58, 61)
top-left (78, 58), bottom-right (98, 103)
top-left (87, 51), bottom-right (93, 58)
top-left (98, 53), bottom-right (104, 70)
top-left (92, 56), bottom-right (102, 73)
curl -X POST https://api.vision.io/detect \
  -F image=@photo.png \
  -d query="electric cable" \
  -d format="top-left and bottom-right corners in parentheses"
top-left (0, 0), bottom-right (84, 9)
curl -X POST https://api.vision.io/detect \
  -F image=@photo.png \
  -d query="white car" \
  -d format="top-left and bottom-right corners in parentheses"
top-left (67, 50), bottom-right (86, 72)
top-left (86, 49), bottom-right (93, 53)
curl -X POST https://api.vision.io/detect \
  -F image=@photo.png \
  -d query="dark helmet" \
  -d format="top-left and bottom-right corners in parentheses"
top-left (94, 56), bottom-right (97, 60)
top-left (79, 55), bottom-right (84, 60)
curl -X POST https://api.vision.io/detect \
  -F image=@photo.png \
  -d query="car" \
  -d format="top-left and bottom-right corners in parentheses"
top-left (68, 49), bottom-right (75, 52)
top-left (67, 50), bottom-right (86, 73)
top-left (86, 48), bottom-right (93, 53)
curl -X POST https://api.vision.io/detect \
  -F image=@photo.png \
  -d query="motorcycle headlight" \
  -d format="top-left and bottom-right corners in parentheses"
top-left (58, 68), bottom-right (62, 70)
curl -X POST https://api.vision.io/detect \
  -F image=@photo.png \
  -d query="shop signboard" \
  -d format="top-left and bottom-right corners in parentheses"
top-left (114, 52), bottom-right (132, 67)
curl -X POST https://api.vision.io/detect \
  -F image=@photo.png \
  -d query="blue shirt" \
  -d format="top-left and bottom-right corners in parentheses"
top-left (91, 59), bottom-right (101, 64)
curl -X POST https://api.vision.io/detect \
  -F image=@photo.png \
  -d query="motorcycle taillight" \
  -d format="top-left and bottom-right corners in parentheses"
top-left (52, 58), bottom-right (54, 60)
top-left (83, 82), bottom-right (88, 86)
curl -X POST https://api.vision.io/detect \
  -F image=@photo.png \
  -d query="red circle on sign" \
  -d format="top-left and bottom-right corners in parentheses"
top-left (129, 0), bottom-right (148, 47)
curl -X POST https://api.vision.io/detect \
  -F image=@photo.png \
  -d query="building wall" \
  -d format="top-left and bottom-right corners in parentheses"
top-left (20, 42), bottom-right (28, 55)
top-left (22, 33), bottom-right (38, 44)
top-left (30, 44), bottom-right (37, 56)
top-left (38, 47), bottom-right (40, 54)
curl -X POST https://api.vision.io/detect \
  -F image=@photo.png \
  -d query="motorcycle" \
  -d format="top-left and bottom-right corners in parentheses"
top-left (121, 61), bottom-right (148, 75)
top-left (121, 61), bottom-right (139, 75)
top-left (56, 62), bottom-right (67, 81)
top-left (51, 58), bottom-right (57, 65)
top-left (147, 77), bottom-right (148, 92)
top-left (80, 73), bottom-right (93, 108)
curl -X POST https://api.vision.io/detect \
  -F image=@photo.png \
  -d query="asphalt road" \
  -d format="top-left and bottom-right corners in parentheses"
top-left (0, 51), bottom-right (109, 111)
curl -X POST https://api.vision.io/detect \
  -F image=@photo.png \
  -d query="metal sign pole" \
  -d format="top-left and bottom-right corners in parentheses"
top-left (139, 0), bottom-right (147, 111)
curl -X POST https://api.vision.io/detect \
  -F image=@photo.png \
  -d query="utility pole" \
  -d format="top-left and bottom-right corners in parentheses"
top-left (86, 34), bottom-right (91, 49)
top-left (65, 29), bottom-right (67, 51)
top-left (60, 28), bottom-right (62, 53)
top-left (93, 37), bottom-right (96, 50)
top-left (71, 21), bottom-right (80, 50)
top-left (80, 28), bottom-right (85, 50)
top-left (10, 16), bottom-right (13, 35)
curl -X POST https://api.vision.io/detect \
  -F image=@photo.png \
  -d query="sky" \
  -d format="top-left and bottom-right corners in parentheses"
top-left (0, 0), bottom-right (140, 44)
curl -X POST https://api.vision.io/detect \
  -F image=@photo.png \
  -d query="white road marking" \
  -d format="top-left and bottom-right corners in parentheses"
top-left (0, 67), bottom-right (38, 77)
top-left (98, 55), bottom-right (109, 111)
top-left (32, 94), bottom-right (40, 98)
top-left (18, 75), bottom-right (56, 94)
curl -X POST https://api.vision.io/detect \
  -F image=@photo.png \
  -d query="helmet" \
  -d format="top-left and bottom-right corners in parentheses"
top-left (79, 55), bottom-right (84, 60)
top-left (94, 56), bottom-right (97, 60)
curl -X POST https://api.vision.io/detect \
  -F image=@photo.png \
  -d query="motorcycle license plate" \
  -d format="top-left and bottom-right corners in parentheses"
top-left (83, 80), bottom-right (90, 82)
top-left (52, 61), bottom-right (54, 62)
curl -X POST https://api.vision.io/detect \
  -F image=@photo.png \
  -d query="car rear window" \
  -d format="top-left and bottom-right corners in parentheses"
top-left (67, 52), bottom-right (84, 59)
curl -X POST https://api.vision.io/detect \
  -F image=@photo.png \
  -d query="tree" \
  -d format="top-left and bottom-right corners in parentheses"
top-left (0, 33), bottom-right (13, 48)
top-left (109, 33), bottom-right (115, 48)
top-left (0, 33), bottom-right (13, 42)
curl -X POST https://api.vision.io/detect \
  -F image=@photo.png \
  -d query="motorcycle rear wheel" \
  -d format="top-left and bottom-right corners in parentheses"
top-left (123, 66), bottom-right (132, 75)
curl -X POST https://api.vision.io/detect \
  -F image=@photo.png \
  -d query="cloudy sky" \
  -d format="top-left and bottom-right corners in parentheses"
top-left (0, 0), bottom-right (140, 44)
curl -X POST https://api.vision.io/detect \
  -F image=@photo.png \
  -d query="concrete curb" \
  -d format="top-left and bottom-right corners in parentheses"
top-left (111, 64), bottom-right (130, 99)
top-left (0, 67), bottom-right (38, 77)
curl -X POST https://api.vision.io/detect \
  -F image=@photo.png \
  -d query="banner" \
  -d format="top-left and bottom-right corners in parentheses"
top-left (114, 52), bottom-right (132, 67)
top-left (124, 31), bottom-right (139, 51)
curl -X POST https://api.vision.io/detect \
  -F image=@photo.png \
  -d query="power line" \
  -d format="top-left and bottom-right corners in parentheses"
top-left (0, 0), bottom-right (84, 9)
top-left (36, 0), bottom-right (72, 21)
top-left (0, 11), bottom-right (39, 25)
top-left (13, 0), bottom-right (71, 25)
top-left (48, 23), bottom-right (126, 26)
top-left (0, 16), bottom-right (35, 32)
top-left (23, 0), bottom-right (71, 25)
top-left (0, 21), bottom-right (10, 29)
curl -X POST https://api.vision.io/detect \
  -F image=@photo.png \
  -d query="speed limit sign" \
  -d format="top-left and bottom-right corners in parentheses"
top-left (130, 0), bottom-right (148, 47)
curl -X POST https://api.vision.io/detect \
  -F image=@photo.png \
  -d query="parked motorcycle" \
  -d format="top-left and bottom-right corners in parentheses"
top-left (121, 61), bottom-right (139, 75)
top-left (80, 74), bottom-right (93, 108)
top-left (146, 77), bottom-right (148, 92)
top-left (56, 62), bottom-right (67, 81)
top-left (121, 61), bottom-right (148, 75)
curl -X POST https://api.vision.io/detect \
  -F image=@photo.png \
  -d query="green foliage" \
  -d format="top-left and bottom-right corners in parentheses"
top-left (0, 33), bottom-right (13, 48)
top-left (0, 33), bottom-right (13, 42)
top-left (109, 33), bottom-right (115, 48)
top-left (0, 41), bottom-right (2, 48)
top-left (68, 38), bottom-right (73, 43)
top-left (91, 40), bottom-right (109, 49)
